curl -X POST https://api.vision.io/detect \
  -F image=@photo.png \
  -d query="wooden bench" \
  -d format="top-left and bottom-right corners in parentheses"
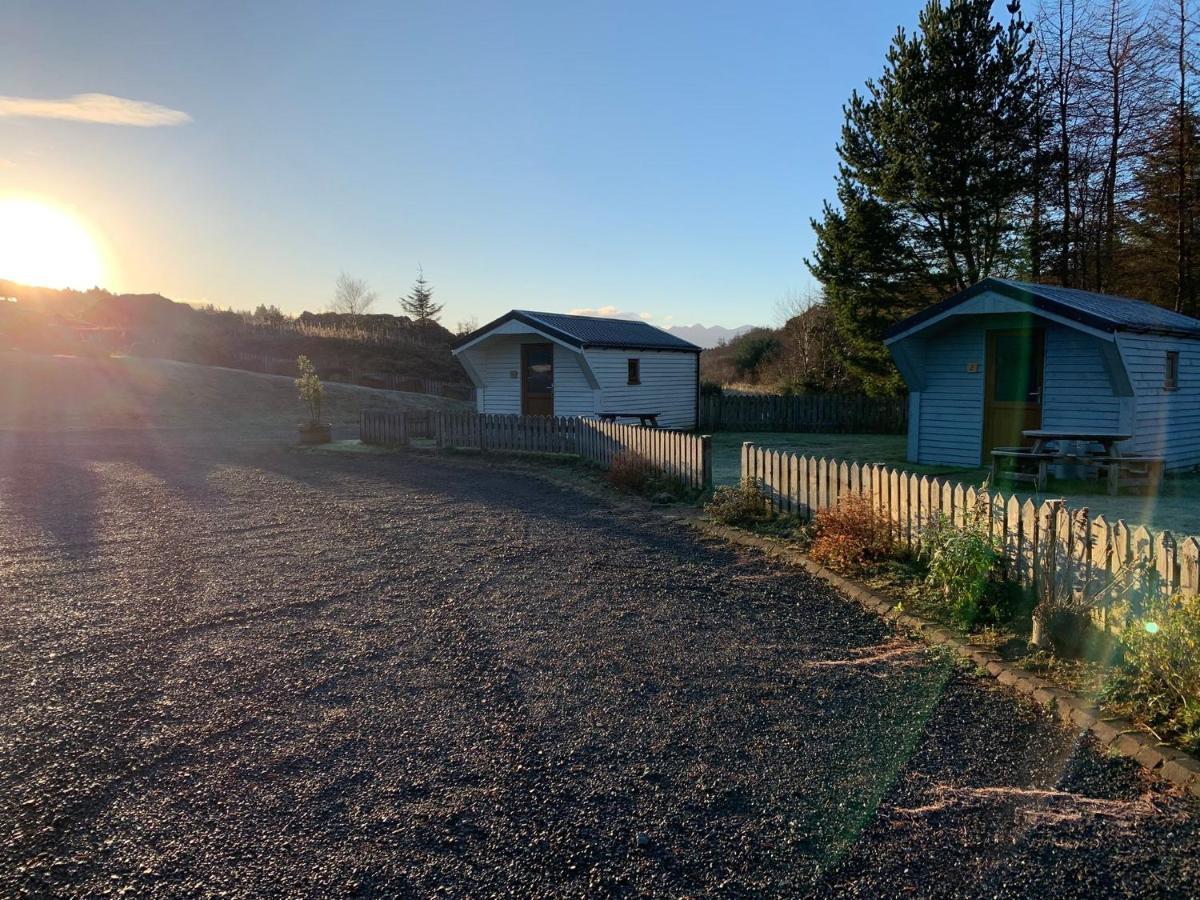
top-left (598, 412), bottom-right (661, 428)
top-left (1083, 455), bottom-right (1165, 495)
top-left (990, 447), bottom-right (1056, 491)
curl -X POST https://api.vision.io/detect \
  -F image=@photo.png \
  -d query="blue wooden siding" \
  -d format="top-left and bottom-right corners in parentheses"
top-left (1041, 327), bottom-right (1122, 432)
top-left (1118, 333), bottom-right (1200, 467)
top-left (910, 319), bottom-right (1124, 466)
top-left (915, 325), bottom-right (985, 466)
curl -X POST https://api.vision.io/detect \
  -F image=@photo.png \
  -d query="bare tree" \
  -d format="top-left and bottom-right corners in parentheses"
top-left (772, 286), bottom-right (821, 327)
top-left (1080, 0), bottom-right (1162, 289)
top-left (1162, 0), bottom-right (1200, 310)
top-left (328, 272), bottom-right (378, 315)
top-left (454, 316), bottom-right (479, 336)
top-left (1041, 0), bottom-right (1083, 285)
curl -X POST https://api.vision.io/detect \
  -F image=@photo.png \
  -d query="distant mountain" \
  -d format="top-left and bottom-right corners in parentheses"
top-left (665, 323), bottom-right (755, 349)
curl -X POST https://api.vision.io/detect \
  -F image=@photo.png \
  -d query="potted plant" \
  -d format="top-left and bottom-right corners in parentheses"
top-left (296, 355), bottom-right (332, 444)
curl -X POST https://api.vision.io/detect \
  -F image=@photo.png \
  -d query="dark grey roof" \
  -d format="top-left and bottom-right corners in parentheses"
top-left (454, 310), bottom-right (701, 351)
top-left (888, 277), bottom-right (1200, 340)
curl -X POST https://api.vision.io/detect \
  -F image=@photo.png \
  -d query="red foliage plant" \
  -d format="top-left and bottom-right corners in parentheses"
top-left (808, 493), bottom-right (895, 575)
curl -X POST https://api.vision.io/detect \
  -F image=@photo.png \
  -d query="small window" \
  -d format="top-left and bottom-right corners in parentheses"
top-left (1166, 351), bottom-right (1180, 391)
top-left (627, 358), bottom-right (640, 385)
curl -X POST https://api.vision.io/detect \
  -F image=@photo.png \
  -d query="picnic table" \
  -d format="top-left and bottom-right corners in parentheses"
top-left (598, 412), bottom-right (661, 428)
top-left (990, 429), bottom-right (1162, 495)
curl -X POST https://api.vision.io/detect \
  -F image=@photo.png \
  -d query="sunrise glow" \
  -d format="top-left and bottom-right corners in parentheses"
top-left (0, 197), bottom-right (104, 289)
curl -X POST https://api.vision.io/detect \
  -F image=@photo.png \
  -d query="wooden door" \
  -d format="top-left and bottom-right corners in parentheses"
top-left (521, 343), bottom-right (554, 416)
top-left (982, 329), bottom-right (1044, 462)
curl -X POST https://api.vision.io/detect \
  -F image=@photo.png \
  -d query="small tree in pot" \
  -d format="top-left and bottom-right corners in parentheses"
top-left (296, 355), bottom-right (331, 444)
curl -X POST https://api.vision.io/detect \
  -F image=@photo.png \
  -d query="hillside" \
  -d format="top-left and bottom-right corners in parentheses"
top-left (0, 352), bottom-right (469, 433)
top-left (0, 279), bottom-right (469, 388)
top-left (699, 302), bottom-right (864, 394)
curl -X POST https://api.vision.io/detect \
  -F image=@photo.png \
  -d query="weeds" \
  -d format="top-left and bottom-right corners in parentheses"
top-left (920, 512), bottom-right (1001, 629)
top-left (606, 451), bottom-right (695, 502)
top-left (705, 477), bottom-right (773, 527)
top-left (1104, 593), bottom-right (1200, 751)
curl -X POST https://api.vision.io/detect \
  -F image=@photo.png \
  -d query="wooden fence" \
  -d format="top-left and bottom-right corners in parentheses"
top-left (700, 392), bottom-right (907, 433)
top-left (742, 441), bottom-right (1200, 625)
top-left (360, 409), bottom-right (410, 445)
top-left (360, 411), bottom-right (713, 489)
top-left (577, 419), bottom-right (712, 490)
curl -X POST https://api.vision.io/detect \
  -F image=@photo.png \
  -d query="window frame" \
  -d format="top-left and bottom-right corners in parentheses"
top-left (627, 358), bottom-right (641, 386)
top-left (1165, 350), bottom-right (1181, 391)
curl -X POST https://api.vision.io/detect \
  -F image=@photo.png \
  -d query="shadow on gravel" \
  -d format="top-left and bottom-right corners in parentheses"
top-left (2, 435), bottom-right (1199, 897)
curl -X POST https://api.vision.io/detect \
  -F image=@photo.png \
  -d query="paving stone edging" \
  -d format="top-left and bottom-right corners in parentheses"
top-left (690, 517), bottom-right (1200, 798)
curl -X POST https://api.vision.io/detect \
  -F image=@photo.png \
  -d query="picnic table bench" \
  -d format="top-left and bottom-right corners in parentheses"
top-left (990, 429), bottom-right (1163, 495)
top-left (598, 412), bottom-right (661, 428)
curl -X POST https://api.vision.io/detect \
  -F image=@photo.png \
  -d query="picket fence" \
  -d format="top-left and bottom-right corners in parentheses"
top-left (742, 442), bottom-right (1200, 626)
top-left (700, 392), bottom-right (907, 433)
top-left (360, 411), bottom-right (713, 489)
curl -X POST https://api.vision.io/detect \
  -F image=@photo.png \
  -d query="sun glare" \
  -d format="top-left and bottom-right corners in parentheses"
top-left (0, 197), bottom-right (104, 289)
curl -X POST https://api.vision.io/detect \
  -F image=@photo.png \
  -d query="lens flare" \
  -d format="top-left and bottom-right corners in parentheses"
top-left (0, 196), bottom-right (105, 289)
top-left (1144, 621), bottom-right (1160, 634)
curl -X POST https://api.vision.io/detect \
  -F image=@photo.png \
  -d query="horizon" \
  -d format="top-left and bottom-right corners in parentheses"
top-left (1, 0), bottom-right (926, 330)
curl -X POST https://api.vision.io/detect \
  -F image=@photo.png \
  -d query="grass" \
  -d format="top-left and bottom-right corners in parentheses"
top-left (712, 429), bottom-right (1200, 538)
top-left (0, 351), bottom-right (472, 432)
top-left (710, 432), bottom-right (977, 486)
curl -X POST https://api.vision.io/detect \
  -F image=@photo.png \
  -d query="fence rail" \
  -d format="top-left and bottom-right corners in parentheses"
top-left (701, 392), bottom-right (907, 433)
top-left (742, 441), bottom-right (1200, 626)
top-left (360, 411), bottom-right (713, 489)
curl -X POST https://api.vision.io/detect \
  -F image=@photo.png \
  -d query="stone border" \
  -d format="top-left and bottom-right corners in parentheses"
top-left (693, 519), bottom-right (1200, 798)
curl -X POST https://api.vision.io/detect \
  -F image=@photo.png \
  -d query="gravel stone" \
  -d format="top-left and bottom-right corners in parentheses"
top-left (2, 431), bottom-right (1199, 897)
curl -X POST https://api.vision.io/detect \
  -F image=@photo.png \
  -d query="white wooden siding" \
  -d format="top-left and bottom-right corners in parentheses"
top-left (584, 348), bottom-right (697, 430)
top-left (1118, 333), bottom-right (1200, 467)
top-left (459, 330), bottom-right (696, 425)
top-left (462, 334), bottom-right (595, 417)
top-left (551, 344), bottom-right (595, 417)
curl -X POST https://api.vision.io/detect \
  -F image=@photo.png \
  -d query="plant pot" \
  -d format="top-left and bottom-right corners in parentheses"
top-left (298, 422), bottom-right (332, 445)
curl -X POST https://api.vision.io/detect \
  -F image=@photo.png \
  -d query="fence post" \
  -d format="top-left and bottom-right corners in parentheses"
top-left (702, 435), bottom-right (713, 490)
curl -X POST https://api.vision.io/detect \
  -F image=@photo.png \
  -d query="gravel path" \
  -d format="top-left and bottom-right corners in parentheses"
top-left (2, 431), bottom-right (1198, 898)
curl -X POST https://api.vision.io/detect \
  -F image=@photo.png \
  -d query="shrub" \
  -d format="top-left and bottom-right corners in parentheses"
top-left (808, 494), bottom-right (894, 575)
top-left (607, 452), bottom-right (694, 502)
top-left (607, 451), bottom-right (656, 493)
top-left (1105, 593), bottom-right (1200, 751)
top-left (705, 477), bottom-right (772, 527)
top-left (920, 513), bottom-right (1001, 629)
top-left (295, 354), bottom-right (324, 424)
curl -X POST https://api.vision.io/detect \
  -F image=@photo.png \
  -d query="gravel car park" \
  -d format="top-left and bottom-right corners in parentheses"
top-left (2, 431), bottom-right (1199, 897)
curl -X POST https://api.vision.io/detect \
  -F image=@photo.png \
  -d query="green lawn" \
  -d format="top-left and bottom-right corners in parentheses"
top-left (713, 430), bottom-right (1200, 538)
top-left (710, 432), bottom-right (981, 487)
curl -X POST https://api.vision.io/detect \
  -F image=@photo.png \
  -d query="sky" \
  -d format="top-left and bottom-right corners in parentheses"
top-left (0, 1), bottom-right (930, 330)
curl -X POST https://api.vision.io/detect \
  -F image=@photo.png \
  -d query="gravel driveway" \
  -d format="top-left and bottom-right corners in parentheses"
top-left (2, 431), bottom-right (1198, 898)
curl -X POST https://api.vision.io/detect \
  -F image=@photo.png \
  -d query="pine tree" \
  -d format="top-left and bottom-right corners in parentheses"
top-left (400, 269), bottom-right (443, 322)
top-left (1125, 107), bottom-right (1200, 314)
top-left (808, 0), bottom-right (1038, 392)
top-left (808, 179), bottom-right (926, 395)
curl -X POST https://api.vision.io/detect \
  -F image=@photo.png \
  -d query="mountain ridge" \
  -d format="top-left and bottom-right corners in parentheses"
top-left (664, 322), bottom-right (755, 348)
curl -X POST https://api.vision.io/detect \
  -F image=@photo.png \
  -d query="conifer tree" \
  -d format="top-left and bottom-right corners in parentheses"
top-left (808, 0), bottom-right (1037, 392)
top-left (400, 268), bottom-right (443, 322)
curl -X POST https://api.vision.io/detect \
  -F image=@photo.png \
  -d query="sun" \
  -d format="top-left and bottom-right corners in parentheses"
top-left (0, 197), bottom-right (104, 289)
